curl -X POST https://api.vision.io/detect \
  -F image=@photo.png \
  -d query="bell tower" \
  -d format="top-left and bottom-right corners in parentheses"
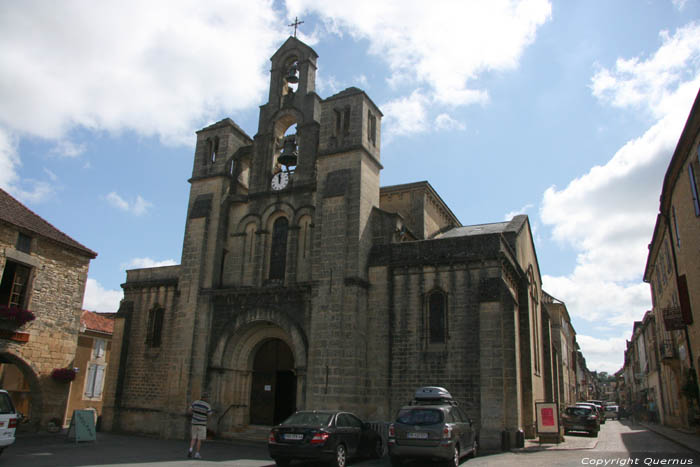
top-left (249, 37), bottom-right (321, 194)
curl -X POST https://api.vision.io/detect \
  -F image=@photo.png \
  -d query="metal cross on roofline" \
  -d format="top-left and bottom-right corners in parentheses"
top-left (289, 16), bottom-right (304, 37)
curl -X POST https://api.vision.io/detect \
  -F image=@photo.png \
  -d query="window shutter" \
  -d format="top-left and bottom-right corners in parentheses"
top-left (85, 364), bottom-right (97, 397)
top-left (94, 365), bottom-right (106, 398)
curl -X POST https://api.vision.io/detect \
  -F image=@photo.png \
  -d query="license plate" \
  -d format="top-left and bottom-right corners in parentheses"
top-left (407, 432), bottom-right (428, 439)
top-left (283, 433), bottom-right (304, 440)
top-left (573, 425), bottom-right (586, 430)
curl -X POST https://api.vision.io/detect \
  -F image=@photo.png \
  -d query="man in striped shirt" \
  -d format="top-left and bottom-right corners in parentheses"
top-left (187, 392), bottom-right (213, 459)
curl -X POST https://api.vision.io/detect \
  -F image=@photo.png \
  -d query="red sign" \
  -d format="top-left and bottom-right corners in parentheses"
top-left (541, 407), bottom-right (554, 426)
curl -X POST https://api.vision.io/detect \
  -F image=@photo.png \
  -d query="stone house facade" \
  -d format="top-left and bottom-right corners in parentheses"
top-left (0, 188), bottom-right (96, 429)
top-left (102, 37), bottom-right (553, 450)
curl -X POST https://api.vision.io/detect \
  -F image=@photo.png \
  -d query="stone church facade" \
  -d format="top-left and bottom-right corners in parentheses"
top-left (102, 37), bottom-right (550, 450)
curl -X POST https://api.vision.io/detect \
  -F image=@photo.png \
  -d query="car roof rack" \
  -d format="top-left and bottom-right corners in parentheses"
top-left (409, 387), bottom-right (459, 406)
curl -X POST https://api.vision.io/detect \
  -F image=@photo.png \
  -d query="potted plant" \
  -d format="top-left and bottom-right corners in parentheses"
top-left (0, 305), bottom-right (36, 326)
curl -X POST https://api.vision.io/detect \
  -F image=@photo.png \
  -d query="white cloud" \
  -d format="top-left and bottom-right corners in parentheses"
top-left (105, 191), bottom-right (153, 216)
top-left (0, 0), bottom-right (285, 194)
top-left (0, 128), bottom-right (19, 189)
top-left (51, 139), bottom-right (87, 158)
top-left (286, 0), bottom-right (551, 133)
top-left (504, 203), bottom-right (534, 221)
top-left (591, 22), bottom-right (700, 119)
top-left (83, 278), bottom-right (123, 313)
top-left (434, 113), bottom-right (466, 131)
top-left (123, 257), bottom-right (178, 269)
top-left (540, 22), bottom-right (700, 359)
top-left (381, 90), bottom-right (430, 141)
top-left (576, 334), bottom-right (630, 374)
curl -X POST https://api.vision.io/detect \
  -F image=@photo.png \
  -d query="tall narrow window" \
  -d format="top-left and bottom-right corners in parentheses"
top-left (672, 206), bottom-right (681, 248)
top-left (0, 261), bottom-right (31, 308)
top-left (428, 291), bottom-right (446, 344)
top-left (689, 164), bottom-right (700, 216)
top-left (334, 109), bottom-right (342, 137)
top-left (146, 305), bottom-right (164, 347)
top-left (343, 107), bottom-right (351, 135)
top-left (84, 363), bottom-right (106, 398)
top-left (269, 217), bottom-right (289, 280)
top-left (212, 136), bottom-right (220, 163)
top-left (93, 338), bottom-right (106, 359)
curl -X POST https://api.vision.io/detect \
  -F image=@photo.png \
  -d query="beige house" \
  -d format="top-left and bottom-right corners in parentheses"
top-left (0, 188), bottom-right (96, 430)
top-left (63, 310), bottom-right (114, 427)
top-left (642, 87), bottom-right (700, 429)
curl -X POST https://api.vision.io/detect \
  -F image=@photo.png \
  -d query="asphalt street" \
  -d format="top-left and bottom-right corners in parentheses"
top-left (2, 420), bottom-right (698, 467)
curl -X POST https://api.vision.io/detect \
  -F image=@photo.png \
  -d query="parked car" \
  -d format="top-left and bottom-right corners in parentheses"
top-left (562, 405), bottom-right (599, 437)
top-left (604, 405), bottom-right (619, 420)
top-left (388, 387), bottom-right (478, 467)
top-left (267, 410), bottom-right (383, 467)
top-left (0, 390), bottom-right (18, 455)
top-left (586, 400), bottom-right (606, 424)
top-left (577, 402), bottom-right (604, 424)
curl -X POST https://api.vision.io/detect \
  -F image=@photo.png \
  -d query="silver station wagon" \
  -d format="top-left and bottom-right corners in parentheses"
top-left (388, 387), bottom-right (478, 467)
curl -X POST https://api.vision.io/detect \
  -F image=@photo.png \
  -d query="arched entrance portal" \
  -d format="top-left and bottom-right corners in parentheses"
top-left (250, 339), bottom-right (296, 425)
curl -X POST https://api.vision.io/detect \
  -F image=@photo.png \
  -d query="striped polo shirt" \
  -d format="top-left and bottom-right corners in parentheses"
top-left (191, 400), bottom-right (212, 426)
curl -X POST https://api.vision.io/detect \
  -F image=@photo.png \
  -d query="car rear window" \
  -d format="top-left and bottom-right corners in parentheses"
top-left (282, 412), bottom-right (332, 426)
top-left (396, 408), bottom-right (444, 425)
top-left (565, 407), bottom-right (592, 416)
top-left (605, 406), bottom-right (618, 411)
top-left (0, 393), bottom-right (15, 414)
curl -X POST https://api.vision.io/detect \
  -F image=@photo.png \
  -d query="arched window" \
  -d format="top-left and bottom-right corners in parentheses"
top-left (269, 217), bottom-right (289, 280)
top-left (212, 136), bottom-right (220, 163)
top-left (428, 291), bottom-right (447, 344)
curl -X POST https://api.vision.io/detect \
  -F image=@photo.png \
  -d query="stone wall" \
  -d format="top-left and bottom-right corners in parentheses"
top-left (0, 222), bottom-right (92, 428)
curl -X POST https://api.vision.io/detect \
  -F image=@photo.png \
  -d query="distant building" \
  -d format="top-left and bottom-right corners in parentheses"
top-left (63, 310), bottom-right (114, 427)
top-left (0, 188), bottom-right (97, 429)
top-left (102, 37), bottom-right (556, 450)
top-left (543, 292), bottom-right (577, 406)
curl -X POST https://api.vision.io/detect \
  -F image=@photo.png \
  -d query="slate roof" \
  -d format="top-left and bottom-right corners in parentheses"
top-left (0, 188), bottom-right (97, 258)
top-left (435, 215), bottom-right (528, 239)
top-left (81, 310), bottom-right (115, 335)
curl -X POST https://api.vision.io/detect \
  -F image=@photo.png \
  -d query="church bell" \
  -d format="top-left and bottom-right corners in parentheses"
top-left (277, 135), bottom-right (298, 168)
top-left (285, 63), bottom-right (299, 84)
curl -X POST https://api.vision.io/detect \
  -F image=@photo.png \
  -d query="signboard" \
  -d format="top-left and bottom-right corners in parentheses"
top-left (67, 409), bottom-right (96, 442)
top-left (535, 402), bottom-right (559, 434)
top-left (663, 306), bottom-right (685, 331)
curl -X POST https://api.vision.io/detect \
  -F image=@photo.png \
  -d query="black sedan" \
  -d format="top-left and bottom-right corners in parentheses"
top-left (562, 405), bottom-right (599, 437)
top-left (268, 410), bottom-right (384, 467)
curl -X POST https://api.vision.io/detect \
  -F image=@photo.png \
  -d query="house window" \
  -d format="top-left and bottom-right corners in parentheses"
top-left (16, 233), bottom-right (32, 254)
top-left (146, 306), bottom-right (164, 347)
top-left (428, 291), bottom-right (447, 344)
top-left (672, 206), bottom-right (681, 248)
top-left (0, 260), bottom-right (32, 308)
top-left (93, 338), bottom-right (106, 359)
top-left (84, 363), bottom-right (106, 398)
top-left (269, 217), bottom-right (289, 280)
top-left (689, 163), bottom-right (700, 216)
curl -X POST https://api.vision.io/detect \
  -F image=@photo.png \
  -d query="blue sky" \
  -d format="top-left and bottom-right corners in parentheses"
top-left (2, 0), bottom-right (699, 373)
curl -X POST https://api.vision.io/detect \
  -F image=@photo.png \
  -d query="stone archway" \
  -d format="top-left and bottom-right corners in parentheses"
top-left (209, 311), bottom-right (307, 433)
top-left (0, 352), bottom-right (42, 431)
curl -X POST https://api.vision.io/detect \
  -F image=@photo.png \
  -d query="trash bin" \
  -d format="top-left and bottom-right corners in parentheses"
top-left (501, 430), bottom-right (511, 451)
top-left (515, 429), bottom-right (525, 448)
